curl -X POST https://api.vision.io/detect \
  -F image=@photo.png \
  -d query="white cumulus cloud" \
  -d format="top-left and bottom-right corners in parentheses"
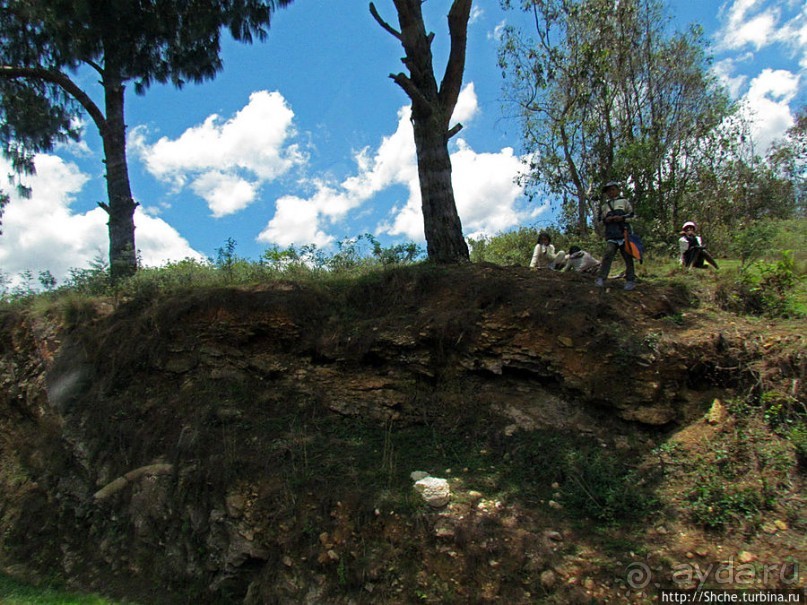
top-left (713, 1), bottom-right (805, 151)
top-left (720, 3), bottom-right (777, 51)
top-left (258, 84), bottom-right (531, 248)
top-left (0, 154), bottom-right (203, 285)
top-left (130, 90), bottom-right (304, 217)
top-left (718, 0), bottom-right (807, 67)
top-left (712, 57), bottom-right (750, 99)
top-left (742, 69), bottom-right (799, 151)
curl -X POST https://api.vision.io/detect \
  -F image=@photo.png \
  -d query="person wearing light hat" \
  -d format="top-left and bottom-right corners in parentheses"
top-left (679, 221), bottom-right (719, 269)
top-left (595, 181), bottom-right (636, 290)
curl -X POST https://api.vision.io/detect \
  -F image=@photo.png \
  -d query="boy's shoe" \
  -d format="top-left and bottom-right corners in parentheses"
top-left (595, 277), bottom-right (604, 287)
top-left (624, 281), bottom-right (636, 291)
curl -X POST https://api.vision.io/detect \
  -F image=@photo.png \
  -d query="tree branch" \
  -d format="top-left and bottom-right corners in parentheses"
top-left (390, 72), bottom-right (432, 114)
top-left (438, 0), bottom-right (472, 117)
top-left (369, 2), bottom-right (402, 40)
top-left (0, 65), bottom-right (107, 133)
top-left (85, 59), bottom-right (104, 78)
top-left (447, 123), bottom-right (463, 139)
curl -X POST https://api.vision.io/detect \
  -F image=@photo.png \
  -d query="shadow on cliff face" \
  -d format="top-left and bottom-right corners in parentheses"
top-left (1, 263), bottom-right (803, 603)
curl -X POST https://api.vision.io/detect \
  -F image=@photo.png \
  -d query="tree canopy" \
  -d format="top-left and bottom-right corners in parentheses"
top-left (0, 0), bottom-right (293, 278)
top-left (499, 0), bottom-right (738, 241)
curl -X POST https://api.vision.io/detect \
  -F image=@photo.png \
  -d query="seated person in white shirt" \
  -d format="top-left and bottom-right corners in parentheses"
top-left (530, 232), bottom-right (565, 270)
top-left (561, 245), bottom-right (601, 274)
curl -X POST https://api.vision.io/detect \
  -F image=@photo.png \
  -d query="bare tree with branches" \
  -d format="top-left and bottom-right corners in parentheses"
top-left (370, 0), bottom-right (472, 263)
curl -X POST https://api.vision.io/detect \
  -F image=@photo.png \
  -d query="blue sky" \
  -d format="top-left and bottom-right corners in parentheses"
top-left (1, 0), bottom-right (804, 283)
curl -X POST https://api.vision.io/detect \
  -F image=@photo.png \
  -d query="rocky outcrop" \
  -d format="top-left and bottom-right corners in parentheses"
top-left (1, 265), bottom-right (801, 603)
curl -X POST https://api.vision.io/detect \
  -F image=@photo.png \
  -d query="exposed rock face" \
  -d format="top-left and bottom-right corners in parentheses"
top-left (0, 265), bottom-right (802, 603)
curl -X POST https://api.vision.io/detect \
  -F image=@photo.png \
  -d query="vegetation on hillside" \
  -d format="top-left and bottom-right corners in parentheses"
top-left (1, 219), bottom-right (804, 315)
top-left (0, 1), bottom-right (803, 602)
top-left (0, 245), bottom-right (804, 603)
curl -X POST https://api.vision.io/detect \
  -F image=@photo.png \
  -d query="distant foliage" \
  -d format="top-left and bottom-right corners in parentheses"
top-left (262, 234), bottom-right (423, 274)
top-left (769, 219), bottom-right (807, 274)
top-left (469, 225), bottom-right (609, 268)
top-left (730, 223), bottom-right (779, 268)
top-left (468, 226), bottom-right (543, 265)
top-left (0, 235), bottom-right (425, 306)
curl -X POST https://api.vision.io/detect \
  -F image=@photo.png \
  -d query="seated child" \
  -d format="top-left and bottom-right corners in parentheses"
top-left (530, 232), bottom-right (565, 270)
top-left (562, 246), bottom-right (601, 274)
top-left (679, 221), bottom-right (719, 269)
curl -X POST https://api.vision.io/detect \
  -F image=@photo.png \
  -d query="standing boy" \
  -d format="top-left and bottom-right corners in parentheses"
top-left (595, 181), bottom-right (636, 291)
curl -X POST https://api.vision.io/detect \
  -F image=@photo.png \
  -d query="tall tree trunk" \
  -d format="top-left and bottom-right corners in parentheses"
top-left (0, 64), bottom-right (138, 279)
top-left (413, 114), bottom-right (468, 262)
top-left (98, 75), bottom-right (138, 281)
top-left (371, 0), bottom-right (471, 264)
top-left (559, 120), bottom-right (589, 236)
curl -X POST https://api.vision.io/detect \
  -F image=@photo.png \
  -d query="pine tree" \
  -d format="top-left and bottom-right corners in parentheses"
top-left (0, 0), bottom-right (293, 279)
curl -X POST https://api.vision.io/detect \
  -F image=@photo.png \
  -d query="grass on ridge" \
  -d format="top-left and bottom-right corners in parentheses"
top-left (0, 573), bottom-right (128, 605)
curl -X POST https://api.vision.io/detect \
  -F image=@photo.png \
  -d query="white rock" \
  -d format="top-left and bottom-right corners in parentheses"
top-left (414, 477), bottom-right (451, 508)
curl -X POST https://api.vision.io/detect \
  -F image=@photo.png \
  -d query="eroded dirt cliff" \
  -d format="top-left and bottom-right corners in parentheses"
top-left (0, 264), bottom-right (804, 603)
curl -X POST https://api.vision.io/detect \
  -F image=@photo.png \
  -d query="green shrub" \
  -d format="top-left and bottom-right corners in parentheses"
top-left (790, 424), bottom-right (807, 471)
top-left (62, 256), bottom-right (112, 296)
top-left (714, 251), bottom-right (802, 317)
top-left (680, 403), bottom-right (796, 530)
top-left (685, 480), bottom-right (763, 530)
top-left (560, 449), bottom-right (659, 523)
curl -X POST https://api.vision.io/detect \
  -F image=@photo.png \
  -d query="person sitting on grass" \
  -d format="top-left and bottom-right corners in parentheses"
top-left (530, 232), bottom-right (565, 270)
top-left (561, 246), bottom-right (601, 274)
top-left (679, 221), bottom-right (719, 270)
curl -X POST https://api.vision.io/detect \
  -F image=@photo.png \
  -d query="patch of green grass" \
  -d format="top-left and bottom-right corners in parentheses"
top-left (679, 403), bottom-right (797, 531)
top-left (790, 423), bottom-right (807, 471)
top-left (500, 431), bottom-right (660, 523)
top-left (685, 480), bottom-right (763, 530)
top-left (0, 573), bottom-right (126, 605)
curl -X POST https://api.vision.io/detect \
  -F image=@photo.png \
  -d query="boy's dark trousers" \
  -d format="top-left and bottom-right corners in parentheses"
top-left (598, 241), bottom-right (635, 282)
